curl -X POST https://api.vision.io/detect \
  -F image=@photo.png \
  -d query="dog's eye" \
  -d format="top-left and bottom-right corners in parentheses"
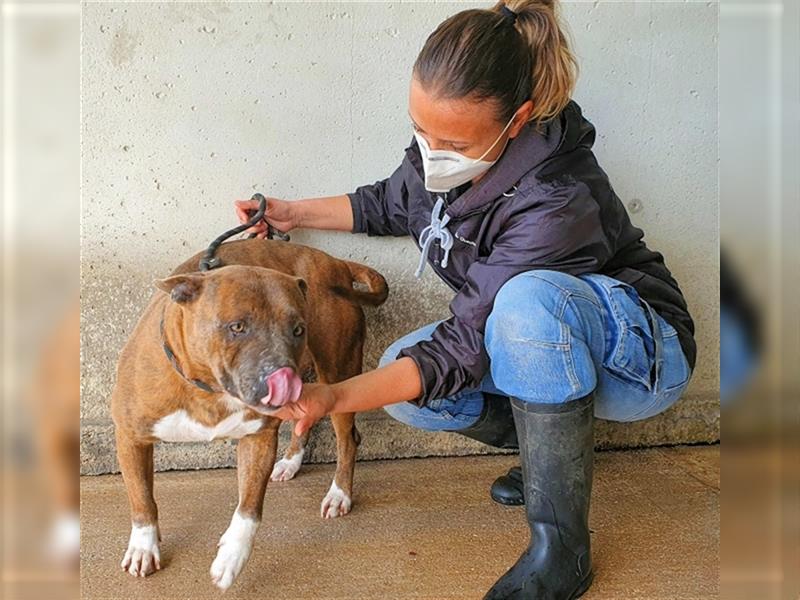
top-left (293, 324), bottom-right (305, 337)
top-left (229, 321), bottom-right (246, 335)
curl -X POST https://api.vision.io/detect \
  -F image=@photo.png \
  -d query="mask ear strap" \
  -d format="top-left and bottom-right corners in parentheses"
top-left (476, 112), bottom-right (518, 162)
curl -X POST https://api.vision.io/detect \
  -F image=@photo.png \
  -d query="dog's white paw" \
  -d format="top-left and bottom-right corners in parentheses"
top-left (121, 524), bottom-right (161, 577)
top-left (210, 512), bottom-right (258, 591)
top-left (270, 449), bottom-right (304, 482)
top-left (320, 481), bottom-right (352, 519)
top-left (49, 512), bottom-right (80, 564)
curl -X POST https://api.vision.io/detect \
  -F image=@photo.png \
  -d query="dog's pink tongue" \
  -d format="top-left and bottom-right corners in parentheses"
top-left (261, 367), bottom-right (303, 408)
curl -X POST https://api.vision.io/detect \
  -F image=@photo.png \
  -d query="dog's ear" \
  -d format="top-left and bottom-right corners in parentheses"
top-left (295, 277), bottom-right (308, 300)
top-left (154, 274), bottom-right (205, 303)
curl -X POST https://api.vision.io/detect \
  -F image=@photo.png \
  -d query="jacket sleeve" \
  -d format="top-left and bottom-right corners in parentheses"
top-left (396, 183), bottom-right (613, 406)
top-left (347, 162), bottom-right (409, 237)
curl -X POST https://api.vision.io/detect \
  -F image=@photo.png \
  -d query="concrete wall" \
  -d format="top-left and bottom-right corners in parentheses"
top-left (81, 1), bottom-right (719, 475)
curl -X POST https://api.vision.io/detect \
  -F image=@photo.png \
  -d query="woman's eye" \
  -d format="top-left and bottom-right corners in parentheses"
top-left (293, 324), bottom-right (305, 337)
top-left (450, 145), bottom-right (468, 153)
top-left (229, 321), bottom-right (246, 335)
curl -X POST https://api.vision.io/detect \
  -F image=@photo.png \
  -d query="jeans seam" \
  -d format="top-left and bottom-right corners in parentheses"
top-left (527, 272), bottom-right (604, 311)
top-left (504, 338), bottom-right (570, 349)
top-left (562, 338), bottom-right (581, 396)
top-left (556, 291), bottom-right (582, 395)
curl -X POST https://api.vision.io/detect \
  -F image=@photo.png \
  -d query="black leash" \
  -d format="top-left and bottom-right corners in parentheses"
top-left (198, 193), bottom-right (290, 271)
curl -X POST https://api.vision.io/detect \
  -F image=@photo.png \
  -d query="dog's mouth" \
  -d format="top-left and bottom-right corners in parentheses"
top-left (257, 366), bottom-right (303, 410)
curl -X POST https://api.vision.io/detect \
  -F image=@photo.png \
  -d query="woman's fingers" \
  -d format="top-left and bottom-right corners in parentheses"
top-left (272, 383), bottom-right (335, 435)
top-left (235, 199), bottom-right (277, 237)
top-left (247, 221), bottom-right (268, 236)
top-left (234, 205), bottom-right (248, 224)
top-left (234, 199), bottom-right (258, 224)
top-left (271, 403), bottom-right (301, 422)
top-left (234, 197), bottom-right (296, 235)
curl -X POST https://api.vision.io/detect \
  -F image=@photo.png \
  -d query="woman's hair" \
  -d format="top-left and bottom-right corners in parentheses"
top-left (413, 0), bottom-right (578, 124)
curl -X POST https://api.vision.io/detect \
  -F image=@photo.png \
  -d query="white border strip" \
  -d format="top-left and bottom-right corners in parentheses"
top-left (2, 3), bottom-right (80, 17)
top-left (2, 1), bottom-right (18, 577)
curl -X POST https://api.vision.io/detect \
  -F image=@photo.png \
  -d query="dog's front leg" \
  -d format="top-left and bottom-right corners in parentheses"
top-left (117, 430), bottom-right (160, 577)
top-left (210, 422), bottom-right (279, 591)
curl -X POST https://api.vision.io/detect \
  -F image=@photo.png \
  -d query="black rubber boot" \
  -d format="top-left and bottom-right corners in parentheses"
top-left (484, 394), bottom-right (595, 600)
top-left (456, 393), bottom-right (518, 449)
top-left (456, 393), bottom-right (522, 506)
top-left (490, 466), bottom-right (523, 506)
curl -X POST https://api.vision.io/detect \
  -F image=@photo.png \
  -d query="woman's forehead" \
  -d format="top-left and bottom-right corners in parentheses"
top-left (408, 78), bottom-right (500, 143)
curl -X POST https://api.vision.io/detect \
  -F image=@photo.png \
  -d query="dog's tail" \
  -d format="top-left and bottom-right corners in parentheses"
top-left (334, 260), bottom-right (389, 307)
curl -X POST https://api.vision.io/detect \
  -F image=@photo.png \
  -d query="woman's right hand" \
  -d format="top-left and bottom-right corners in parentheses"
top-left (234, 197), bottom-right (297, 238)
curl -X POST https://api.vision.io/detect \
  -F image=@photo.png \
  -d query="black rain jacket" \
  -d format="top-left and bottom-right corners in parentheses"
top-left (348, 101), bottom-right (696, 407)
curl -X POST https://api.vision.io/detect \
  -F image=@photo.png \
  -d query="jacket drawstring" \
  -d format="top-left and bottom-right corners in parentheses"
top-left (415, 196), bottom-right (453, 278)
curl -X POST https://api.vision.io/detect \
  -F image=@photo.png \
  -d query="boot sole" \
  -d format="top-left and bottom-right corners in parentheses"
top-left (483, 570), bottom-right (595, 600)
top-left (489, 491), bottom-right (524, 506)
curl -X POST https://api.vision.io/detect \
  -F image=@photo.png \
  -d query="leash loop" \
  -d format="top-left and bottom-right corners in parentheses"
top-left (198, 193), bottom-right (290, 272)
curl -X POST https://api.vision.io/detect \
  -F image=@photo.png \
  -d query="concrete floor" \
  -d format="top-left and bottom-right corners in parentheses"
top-left (80, 446), bottom-right (719, 599)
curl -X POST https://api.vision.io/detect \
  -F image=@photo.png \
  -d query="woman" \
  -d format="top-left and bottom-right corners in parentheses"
top-left (235, 1), bottom-right (695, 598)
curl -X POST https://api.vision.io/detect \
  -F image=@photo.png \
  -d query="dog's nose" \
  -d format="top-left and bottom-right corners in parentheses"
top-left (260, 367), bottom-right (303, 408)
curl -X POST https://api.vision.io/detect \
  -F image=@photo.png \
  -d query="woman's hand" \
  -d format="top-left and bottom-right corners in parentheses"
top-left (234, 197), bottom-right (297, 239)
top-left (271, 358), bottom-right (423, 436)
top-left (271, 382), bottom-right (337, 436)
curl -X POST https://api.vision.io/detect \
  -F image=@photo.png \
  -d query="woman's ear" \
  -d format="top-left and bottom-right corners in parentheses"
top-left (153, 274), bottom-right (206, 303)
top-left (509, 100), bottom-right (535, 138)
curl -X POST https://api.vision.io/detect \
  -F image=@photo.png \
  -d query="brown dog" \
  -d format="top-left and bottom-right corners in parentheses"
top-left (111, 239), bottom-right (388, 590)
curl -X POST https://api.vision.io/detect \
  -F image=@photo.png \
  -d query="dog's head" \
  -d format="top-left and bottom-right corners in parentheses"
top-left (154, 265), bottom-right (308, 413)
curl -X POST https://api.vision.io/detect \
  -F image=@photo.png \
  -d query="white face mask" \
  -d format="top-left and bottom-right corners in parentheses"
top-left (414, 113), bottom-right (516, 193)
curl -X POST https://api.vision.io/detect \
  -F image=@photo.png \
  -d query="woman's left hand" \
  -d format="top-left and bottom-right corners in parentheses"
top-left (271, 382), bottom-right (338, 436)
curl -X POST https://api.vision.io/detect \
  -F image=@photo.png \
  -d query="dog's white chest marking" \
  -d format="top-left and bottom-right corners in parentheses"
top-left (152, 407), bottom-right (262, 442)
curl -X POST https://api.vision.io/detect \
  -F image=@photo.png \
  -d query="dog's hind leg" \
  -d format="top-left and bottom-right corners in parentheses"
top-left (117, 429), bottom-right (161, 578)
top-left (270, 427), bottom-right (309, 482)
top-left (210, 421), bottom-right (279, 591)
top-left (318, 308), bottom-right (364, 519)
top-left (321, 412), bottom-right (360, 519)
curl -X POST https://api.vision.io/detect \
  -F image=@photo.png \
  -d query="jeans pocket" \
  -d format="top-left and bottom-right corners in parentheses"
top-left (657, 326), bottom-right (692, 393)
top-left (602, 280), bottom-right (658, 392)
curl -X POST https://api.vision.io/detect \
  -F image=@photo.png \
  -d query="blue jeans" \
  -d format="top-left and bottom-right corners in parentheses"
top-left (382, 270), bottom-right (692, 430)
